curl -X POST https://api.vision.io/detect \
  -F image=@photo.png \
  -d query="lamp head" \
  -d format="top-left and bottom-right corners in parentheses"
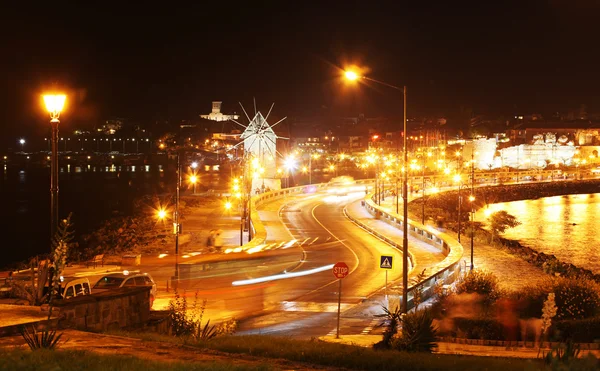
top-left (43, 94), bottom-right (66, 120)
top-left (344, 70), bottom-right (359, 81)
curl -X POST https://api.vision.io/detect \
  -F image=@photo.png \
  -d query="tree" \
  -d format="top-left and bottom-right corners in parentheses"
top-left (488, 210), bottom-right (521, 242)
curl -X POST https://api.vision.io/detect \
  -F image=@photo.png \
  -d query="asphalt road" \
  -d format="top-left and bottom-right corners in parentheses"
top-left (234, 190), bottom-right (403, 337)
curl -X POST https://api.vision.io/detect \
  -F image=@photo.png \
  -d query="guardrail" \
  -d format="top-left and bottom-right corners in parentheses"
top-left (245, 179), bottom-right (373, 249)
top-left (243, 178), bottom-right (462, 311)
top-left (359, 192), bottom-right (464, 311)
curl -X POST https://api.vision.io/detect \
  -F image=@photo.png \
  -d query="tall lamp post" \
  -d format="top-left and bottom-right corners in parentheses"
top-left (345, 70), bottom-right (409, 314)
top-left (44, 94), bottom-right (66, 247)
top-left (470, 150), bottom-right (475, 271)
top-left (173, 152), bottom-right (182, 289)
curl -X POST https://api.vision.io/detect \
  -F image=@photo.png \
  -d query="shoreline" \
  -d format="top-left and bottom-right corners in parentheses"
top-left (412, 179), bottom-right (600, 281)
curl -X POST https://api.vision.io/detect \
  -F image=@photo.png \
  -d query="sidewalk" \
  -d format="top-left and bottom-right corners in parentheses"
top-left (345, 200), bottom-right (447, 281)
top-left (375, 197), bottom-right (546, 291)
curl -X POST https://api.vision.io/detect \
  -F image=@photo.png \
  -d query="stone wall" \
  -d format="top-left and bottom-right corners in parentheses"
top-left (52, 287), bottom-right (150, 332)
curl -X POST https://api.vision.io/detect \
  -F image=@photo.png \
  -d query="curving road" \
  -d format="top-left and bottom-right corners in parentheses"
top-left (233, 190), bottom-right (404, 337)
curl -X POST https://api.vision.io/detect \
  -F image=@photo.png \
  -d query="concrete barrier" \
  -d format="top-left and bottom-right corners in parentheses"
top-left (359, 192), bottom-right (464, 311)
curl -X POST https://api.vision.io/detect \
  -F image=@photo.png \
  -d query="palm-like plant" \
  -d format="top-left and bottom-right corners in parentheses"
top-left (19, 326), bottom-right (64, 350)
top-left (373, 305), bottom-right (402, 349)
top-left (395, 310), bottom-right (438, 353)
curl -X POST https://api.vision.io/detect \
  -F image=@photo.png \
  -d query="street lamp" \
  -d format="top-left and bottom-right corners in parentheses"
top-left (19, 138), bottom-right (25, 152)
top-left (43, 94), bottom-right (66, 247)
top-left (457, 183), bottom-right (470, 243)
top-left (468, 194), bottom-right (475, 271)
top-left (189, 173), bottom-right (198, 194)
top-left (344, 69), bottom-right (408, 314)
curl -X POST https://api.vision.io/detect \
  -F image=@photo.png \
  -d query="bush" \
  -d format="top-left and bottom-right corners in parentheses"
top-left (451, 317), bottom-right (505, 340)
top-left (552, 276), bottom-right (600, 320)
top-left (515, 276), bottom-right (600, 320)
top-left (455, 270), bottom-right (501, 305)
top-left (552, 317), bottom-right (600, 343)
top-left (168, 291), bottom-right (216, 340)
top-left (393, 310), bottom-right (438, 353)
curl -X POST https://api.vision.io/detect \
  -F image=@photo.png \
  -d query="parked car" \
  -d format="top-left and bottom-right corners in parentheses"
top-left (59, 277), bottom-right (92, 299)
top-left (93, 271), bottom-right (157, 308)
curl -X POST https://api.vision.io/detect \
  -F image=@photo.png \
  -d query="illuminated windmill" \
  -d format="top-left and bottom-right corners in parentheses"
top-left (230, 101), bottom-right (288, 189)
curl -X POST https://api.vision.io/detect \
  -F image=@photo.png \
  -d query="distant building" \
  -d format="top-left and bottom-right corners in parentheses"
top-left (200, 101), bottom-right (240, 122)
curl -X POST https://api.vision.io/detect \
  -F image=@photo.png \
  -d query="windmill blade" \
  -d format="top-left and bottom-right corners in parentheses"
top-left (245, 133), bottom-right (261, 156)
top-left (253, 97), bottom-right (257, 116)
top-left (275, 135), bottom-right (290, 140)
top-left (270, 117), bottom-right (287, 129)
top-left (265, 103), bottom-right (275, 121)
top-left (231, 119), bottom-right (248, 129)
top-left (229, 140), bottom-right (245, 150)
top-left (239, 102), bottom-right (251, 122)
top-left (263, 135), bottom-right (285, 158)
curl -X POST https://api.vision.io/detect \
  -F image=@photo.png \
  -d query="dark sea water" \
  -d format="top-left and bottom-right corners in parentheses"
top-left (0, 163), bottom-right (177, 268)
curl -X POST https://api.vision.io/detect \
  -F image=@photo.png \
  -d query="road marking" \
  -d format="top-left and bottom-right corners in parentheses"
top-left (280, 301), bottom-right (353, 312)
top-left (277, 198), bottom-right (306, 272)
top-left (311, 203), bottom-right (360, 274)
top-left (287, 202), bottom-right (362, 301)
top-left (361, 319), bottom-right (379, 334)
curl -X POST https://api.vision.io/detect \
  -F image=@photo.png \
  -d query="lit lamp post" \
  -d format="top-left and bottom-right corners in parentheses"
top-left (43, 94), bottom-right (66, 246)
top-left (189, 173), bottom-right (198, 194)
top-left (345, 69), bottom-right (409, 314)
top-left (468, 194), bottom-right (475, 271)
top-left (19, 138), bottom-right (25, 153)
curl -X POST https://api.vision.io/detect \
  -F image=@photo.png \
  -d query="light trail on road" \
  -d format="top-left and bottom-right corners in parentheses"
top-left (231, 264), bottom-right (335, 286)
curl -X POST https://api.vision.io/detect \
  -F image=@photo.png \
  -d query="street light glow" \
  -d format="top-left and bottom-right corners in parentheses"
top-left (189, 174), bottom-right (198, 184)
top-left (284, 156), bottom-right (297, 171)
top-left (157, 209), bottom-right (167, 220)
top-left (344, 70), bottom-right (359, 81)
top-left (43, 94), bottom-right (66, 119)
top-left (190, 162), bottom-right (198, 169)
top-left (19, 138), bottom-right (25, 145)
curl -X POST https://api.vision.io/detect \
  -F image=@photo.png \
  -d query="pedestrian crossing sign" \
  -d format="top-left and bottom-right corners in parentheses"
top-left (380, 255), bottom-right (393, 269)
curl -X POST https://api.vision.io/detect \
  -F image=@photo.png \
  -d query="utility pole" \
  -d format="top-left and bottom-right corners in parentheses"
top-left (470, 149), bottom-right (475, 271)
top-left (422, 152), bottom-right (426, 225)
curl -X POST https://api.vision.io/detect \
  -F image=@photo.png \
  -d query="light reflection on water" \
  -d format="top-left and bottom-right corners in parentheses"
top-left (475, 193), bottom-right (600, 273)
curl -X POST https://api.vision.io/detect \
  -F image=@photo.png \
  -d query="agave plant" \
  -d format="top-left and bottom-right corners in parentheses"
top-left (394, 310), bottom-right (438, 353)
top-left (19, 325), bottom-right (64, 350)
top-left (545, 340), bottom-right (581, 364)
top-left (373, 305), bottom-right (402, 350)
top-left (194, 319), bottom-right (217, 341)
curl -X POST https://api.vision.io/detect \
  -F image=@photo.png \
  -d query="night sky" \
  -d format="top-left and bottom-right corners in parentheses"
top-left (2, 1), bottom-right (600, 145)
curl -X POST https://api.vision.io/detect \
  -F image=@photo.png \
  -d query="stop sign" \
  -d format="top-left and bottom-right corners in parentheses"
top-left (332, 262), bottom-right (349, 279)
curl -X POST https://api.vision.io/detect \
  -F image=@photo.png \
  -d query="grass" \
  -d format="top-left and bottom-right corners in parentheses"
top-left (108, 331), bottom-right (559, 371)
top-left (0, 348), bottom-right (273, 371)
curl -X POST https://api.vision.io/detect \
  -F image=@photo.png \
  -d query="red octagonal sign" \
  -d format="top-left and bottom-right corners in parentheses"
top-left (333, 262), bottom-right (349, 279)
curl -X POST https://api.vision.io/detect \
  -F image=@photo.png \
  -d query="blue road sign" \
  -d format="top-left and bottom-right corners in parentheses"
top-left (380, 255), bottom-right (393, 269)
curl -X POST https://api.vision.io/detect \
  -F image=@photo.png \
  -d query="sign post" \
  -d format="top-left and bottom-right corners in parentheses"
top-left (332, 261), bottom-right (349, 339)
top-left (380, 255), bottom-right (393, 298)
